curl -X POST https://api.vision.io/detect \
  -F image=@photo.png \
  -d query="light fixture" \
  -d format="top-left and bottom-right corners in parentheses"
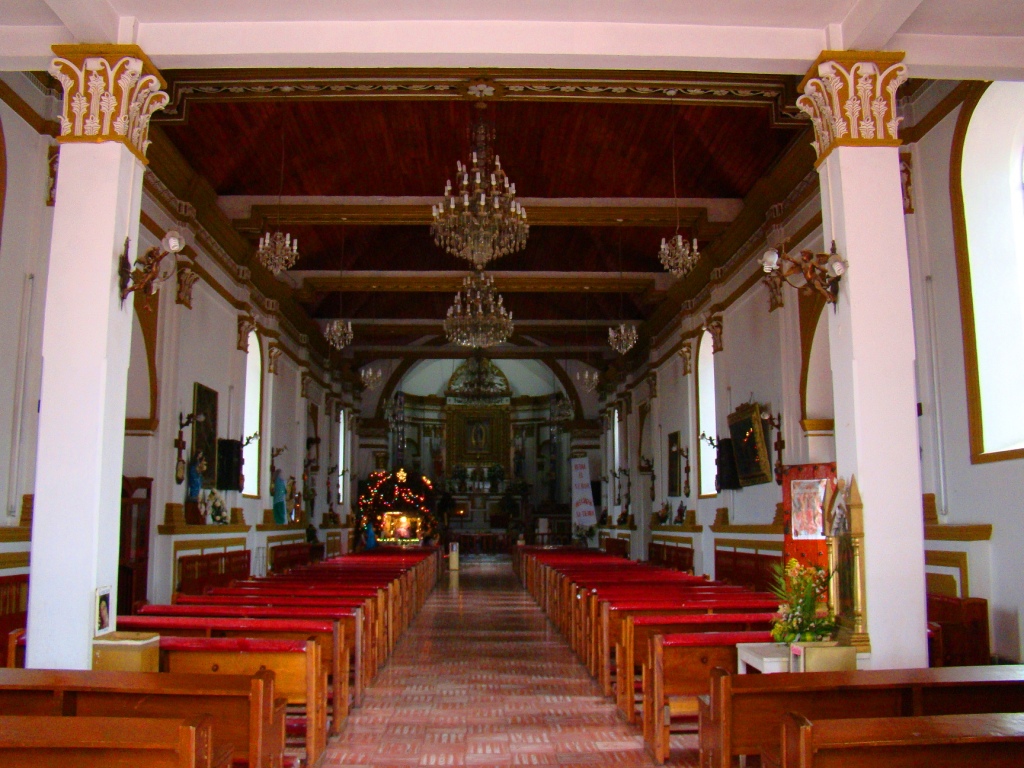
top-left (257, 114), bottom-right (299, 275)
top-left (609, 323), bottom-right (638, 355)
top-left (325, 223), bottom-right (353, 350)
top-left (432, 105), bottom-right (528, 269)
top-left (760, 239), bottom-right (847, 305)
top-left (444, 269), bottom-right (514, 348)
top-left (119, 230), bottom-right (186, 307)
top-left (609, 228), bottom-right (638, 355)
top-left (325, 319), bottom-right (353, 350)
top-left (658, 102), bottom-right (700, 277)
top-left (576, 369), bottom-right (600, 393)
top-left (360, 366), bottom-right (383, 389)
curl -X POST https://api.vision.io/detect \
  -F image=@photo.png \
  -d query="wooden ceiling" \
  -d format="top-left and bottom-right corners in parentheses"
top-left (154, 68), bottom-right (811, 375)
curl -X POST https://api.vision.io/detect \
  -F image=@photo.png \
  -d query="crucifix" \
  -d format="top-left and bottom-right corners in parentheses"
top-left (174, 411), bottom-right (204, 484)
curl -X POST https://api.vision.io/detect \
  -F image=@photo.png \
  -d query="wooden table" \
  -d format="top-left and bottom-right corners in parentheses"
top-left (738, 642), bottom-right (791, 674)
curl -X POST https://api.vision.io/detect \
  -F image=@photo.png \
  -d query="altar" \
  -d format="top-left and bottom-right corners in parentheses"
top-left (378, 511), bottom-right (424, 546)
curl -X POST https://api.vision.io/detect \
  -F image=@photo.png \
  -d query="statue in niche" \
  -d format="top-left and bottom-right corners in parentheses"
top-left (186, 452), bottom-right (207, 503)
top-left (272, 469), bottom-right (287, 525)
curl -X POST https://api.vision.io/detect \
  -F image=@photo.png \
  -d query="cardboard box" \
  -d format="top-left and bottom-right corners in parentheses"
top-left (92, 631), bottom-right (159, 672)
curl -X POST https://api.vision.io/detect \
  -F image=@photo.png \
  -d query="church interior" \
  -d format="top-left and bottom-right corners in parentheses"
top-left (2, 1), bottom-right (1024, 765)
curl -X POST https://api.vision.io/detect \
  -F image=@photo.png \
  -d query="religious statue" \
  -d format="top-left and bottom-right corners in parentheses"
top-left (272, 469), bottom-right (287, 525)
top-left (186, 452), bottom-right (207, 503)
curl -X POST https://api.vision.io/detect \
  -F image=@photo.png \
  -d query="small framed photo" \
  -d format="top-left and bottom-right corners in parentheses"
top-left (95, 586), bottom-right (113, 636)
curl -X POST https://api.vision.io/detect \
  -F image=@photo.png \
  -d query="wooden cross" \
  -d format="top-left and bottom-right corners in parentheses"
top-left (174, 431), bottom-right (187, 464)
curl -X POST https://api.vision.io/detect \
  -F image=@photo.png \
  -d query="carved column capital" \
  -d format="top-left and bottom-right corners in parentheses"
top-left (49, 45), bottom-right (169, 164)
top-left (678, 342), bottom-right (692, 376)
top-left (176, 265), bottom-right (199, 309)
top-left (797, 51), bottom-right (907, 165)
top-left (645, 371), bottom-right (658, 400)
top-left (703, 314), bottom-right (724, 354)
top-left (301, 371), bottom-right (313, 399)
top-left (267, 345), bottom-right (283, 374)
top-left (237, 315), bottom-right (256, 351)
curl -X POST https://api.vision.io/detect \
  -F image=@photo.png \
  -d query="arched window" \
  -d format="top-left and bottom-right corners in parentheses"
top-left (337, 407), bottom-right (346, 504)
top-left (242, 330), bottom-right (262, 496)
top-left (957, 81), bottom-right (1024, 460)
top-left (697, 330), bottom-right (717, 496)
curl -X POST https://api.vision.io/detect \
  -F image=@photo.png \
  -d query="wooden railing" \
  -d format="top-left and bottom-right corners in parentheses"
top-left (714, 541), bottom-right (781, 593)
top-left (176, 550), bottom-right (251, 596)
top-left (267, 542), bottom-right (310, 574)
top-left (0, 575), bottom-right (28, 666)
top-left (648, 542), bottom-right (694, 573)
top-left (603, 537), bottom-right (630, 559)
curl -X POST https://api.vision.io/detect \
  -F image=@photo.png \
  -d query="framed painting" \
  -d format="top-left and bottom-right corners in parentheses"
top-left (726, 402), bottom-right (772, 486)
top-left (192, 383), bottom-right (218, 489)
top-left (667, 431), bottom-right (681, 497)
top-left (95, 586), bottom-right (113, 636)
top-left (791, 478), bottom-right (828, 540)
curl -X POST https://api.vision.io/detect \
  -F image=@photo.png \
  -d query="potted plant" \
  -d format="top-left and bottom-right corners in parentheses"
top-left (770, 558), bottom-right (837, 643)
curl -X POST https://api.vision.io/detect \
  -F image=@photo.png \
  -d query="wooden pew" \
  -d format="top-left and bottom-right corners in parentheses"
top-left (159, 636), bottom-right (325, 768)
top-left (616, 612), bottom-right (775, 722)
top-left (0, 713), bottom-right (230, 768)
top-left (927, 593), bottom-right (990, 666)
top-left (139, 603), bottom-right (365, 705)
top-left (0, 575), bottom-right (27, 668)
top-left (646, 629), bottom-right (774, 764)
top-left (698, 664), bottom-right (1024, 768)
top-left (778, 711), bottom-right (1024, 768)
top-left (119, 614), bottom-right (348, 734)
top-left (0, 668), bottom-right (282, 768)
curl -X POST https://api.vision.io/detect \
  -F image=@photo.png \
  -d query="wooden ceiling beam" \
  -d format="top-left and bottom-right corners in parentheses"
top-left (298, 271), bottom-right (670, 294)
top-left (231, 202), bottom-right (735, 231)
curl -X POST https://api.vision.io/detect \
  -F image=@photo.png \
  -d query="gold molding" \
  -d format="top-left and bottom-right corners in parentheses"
top-left (0, 551), bottom-right (30, 570)
top-left (924, 523), bottom-right (992, 542)
top-left (0, 527), bottom-right (31, 543)
top-left (267, 532), bottom-right (306, 547)
top-left (159, 524), bottom-right (251, 536)
top-left (713, 537), bottom-right (783, 552)
top-left (801, 418), bottom-right (835, 433)
top-left (304, 272), bottom-right (662, 295)
top-left (925, 549), bottom-right (970, 597)
top-left (256, 523), bottom-right (306, 533)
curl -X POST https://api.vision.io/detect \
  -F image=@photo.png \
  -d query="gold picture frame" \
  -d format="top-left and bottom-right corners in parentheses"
top-left (726, 402), bottom-right (772, 486)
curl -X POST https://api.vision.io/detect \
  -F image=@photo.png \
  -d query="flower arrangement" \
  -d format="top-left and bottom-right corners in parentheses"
top-left (770, 558), bottom-right (836, 643)
top-left (208, 490), bottom-right (229, 525)
top-left (572, 523), bottom-right (596, 545)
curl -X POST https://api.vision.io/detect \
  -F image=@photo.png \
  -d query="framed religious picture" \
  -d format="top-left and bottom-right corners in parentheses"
top-left (466, 417), bottom-right (491, 456)
top-left (306, 402), bottom-right (321, 472)
top-left (192, 383), bottom-right (219, 488)
top-left (95, 586), bottom-right (113, 636)
top-left (726, 402), bottom-right (772, 486)
top-left (667, 431), bottom-right (682, 497)
top-left (791, 478), bottom-right (828, 540)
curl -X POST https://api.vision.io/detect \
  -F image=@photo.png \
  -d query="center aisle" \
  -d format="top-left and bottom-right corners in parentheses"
top-left (325, 556), bottom-right (696, 767)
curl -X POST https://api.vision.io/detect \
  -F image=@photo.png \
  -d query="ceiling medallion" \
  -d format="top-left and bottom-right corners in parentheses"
top-left (360, 366), bottom-right (383, 389)
top-left (444, 270), bottom-right (514, 348)
top-left (324, 319), bottom-right (353, 350)
top-left (431, 106), bottom-right (528, 269)
top-left (608, 323), bottom-right (638, 355)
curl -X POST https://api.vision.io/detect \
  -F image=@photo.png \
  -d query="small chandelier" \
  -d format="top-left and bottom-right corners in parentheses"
top-left (432, 107), bottom-right (528, 269)
top-left (608, 323), bottom-right (638, 355)
top-left (324, 319), bottom-right (353, 350)
top-left (760, 239), bottom-right (847, 305)
top-left (659, 234), bottom-right (700, 277)
top-left (257, 115), bottom-right (300, 275)
top-left (445, 270), bottom-right (514, 348)
top-left (360, 366), bottom-right (382, 389)
top-left (657, 103), bottom-right (700, 278)
top-left (576, 369), bottom-right (600, 393)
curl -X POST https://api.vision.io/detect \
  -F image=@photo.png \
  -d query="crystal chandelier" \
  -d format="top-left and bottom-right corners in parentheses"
top-left (657, 105), bottom-right (700, 278)
top-left (257, 116), bottom-right (300, 275)
top-left (324, 319), bottom-right (353, 350)
top-left (431, 107), bottom-right (529, 269)
top-left (444, 270), bottom-right (514, 348)
top-left (609, 323), bottom-right (638, 355)
top-left (360, 366), bottom-right (382, 389)
top-left (576, 369), bottom-right (600, 393)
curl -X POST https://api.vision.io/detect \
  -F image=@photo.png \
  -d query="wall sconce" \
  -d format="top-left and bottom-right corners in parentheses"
top-left (119, 230), bottom-right (186, 308)
top-left (242, 431), bottom-right (259, 448)
top-left (760, 239), bottom-right (847, 306)
top-left (681, 446), bottom-right (691, 498)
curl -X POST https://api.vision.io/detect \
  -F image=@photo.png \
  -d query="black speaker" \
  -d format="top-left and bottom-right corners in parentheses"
top-left (216, 439), bottom-right (243, 491)
top-left (716, 438), bottom-right (742, 491)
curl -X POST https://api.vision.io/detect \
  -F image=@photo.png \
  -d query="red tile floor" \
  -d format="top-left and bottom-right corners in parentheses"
top-left (324, 556), bottom-right (698, 767)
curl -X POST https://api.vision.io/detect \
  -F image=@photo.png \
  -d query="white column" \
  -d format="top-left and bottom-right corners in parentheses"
top-left (27, 141), bottom-right (146, 668)
top-left (26, 47), bottom-right (167, 669)
top-left (801, 52), bottom-right (928, 668)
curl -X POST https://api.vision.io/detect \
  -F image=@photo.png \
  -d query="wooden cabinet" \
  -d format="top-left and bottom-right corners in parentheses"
top-left (118, 477), bottom-right (152, 615)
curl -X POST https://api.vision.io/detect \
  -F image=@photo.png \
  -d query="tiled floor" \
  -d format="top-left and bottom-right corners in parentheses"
top-left (324, 556), bottom-right (697, 767)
